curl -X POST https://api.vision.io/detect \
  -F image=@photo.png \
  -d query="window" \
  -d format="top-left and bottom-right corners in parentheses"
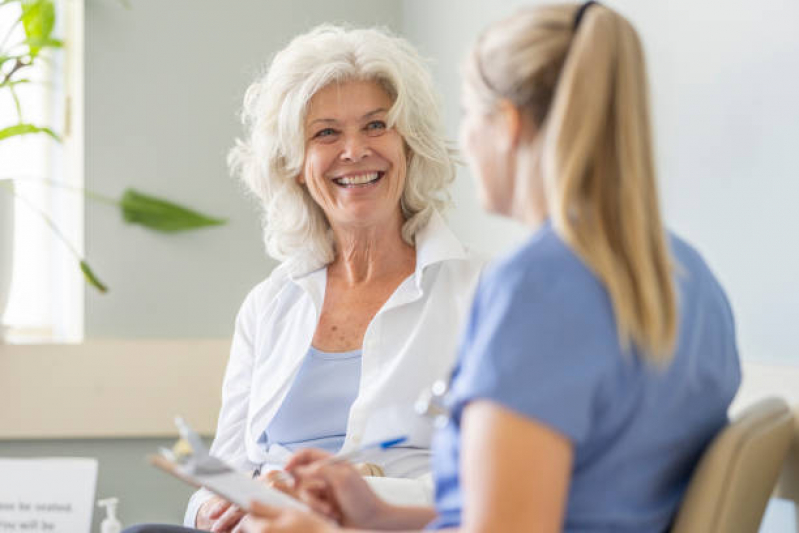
top-left (0, 0), bottom-right (84, 343)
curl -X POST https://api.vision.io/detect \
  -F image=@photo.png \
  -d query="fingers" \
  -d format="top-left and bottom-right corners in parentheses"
top-left (257, 466), bottom-right (337, 520)
top-left (230, 514), bottom-right (246, 533)
top-left (284, 448), bottom-right (333, 472)
top-left (209, 498), bottom-right (233, 519)
top-left (240, 515), bottom-right (268, 533)
top-left (263, 469), bottom-right (296, 495)
top-left (211, 504), bottom-right (246, 532)
top-left (196, 497), bottom-right (232, 529)
top-left (249, 500), bottom-right (281, 519)
top-left (297, 483), bottom-right (339, 521)
top-left (297, 459), bottom-right (361, 492)
top-left (264, 470), bottom-right (290, 483)
top-left (231, 513), bottom-right (256, 533)
top-left (245, 503), bottom-right (332, 533)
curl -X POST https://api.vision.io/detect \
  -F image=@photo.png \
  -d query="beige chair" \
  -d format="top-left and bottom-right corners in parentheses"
top-left (671, 397), bottom-right (794, 533)
top-left (774, 404), bottom-right (799, 521)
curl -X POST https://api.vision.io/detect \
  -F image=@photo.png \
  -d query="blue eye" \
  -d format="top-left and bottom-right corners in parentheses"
top-left (365, 120), bottom-right (387, 132)
top-left (314, 128), bottom-right (337, 138)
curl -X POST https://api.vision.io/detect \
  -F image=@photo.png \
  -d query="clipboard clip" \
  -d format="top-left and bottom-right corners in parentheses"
top-left (163, 417), bottom-right (231, 476)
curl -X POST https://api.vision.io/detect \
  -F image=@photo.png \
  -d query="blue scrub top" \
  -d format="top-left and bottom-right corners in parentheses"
top-left (428, 222), bottom-right (741, 532)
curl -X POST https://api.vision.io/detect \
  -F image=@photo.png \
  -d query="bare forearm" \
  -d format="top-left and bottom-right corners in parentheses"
top-left (351, 503), bottom-right (438, 531)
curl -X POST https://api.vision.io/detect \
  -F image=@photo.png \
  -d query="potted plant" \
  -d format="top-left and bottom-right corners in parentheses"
top-left (0, 0), bottom-right (225, 313)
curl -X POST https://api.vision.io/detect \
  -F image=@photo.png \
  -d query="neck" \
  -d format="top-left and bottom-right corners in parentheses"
top-left (329, 209), bottom-right (416, 285)
top-left (511, 138), bottom-right (549, 228)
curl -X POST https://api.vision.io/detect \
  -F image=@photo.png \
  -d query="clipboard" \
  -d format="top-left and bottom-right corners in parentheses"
top-left (148, 418), bottom-right (309, 513)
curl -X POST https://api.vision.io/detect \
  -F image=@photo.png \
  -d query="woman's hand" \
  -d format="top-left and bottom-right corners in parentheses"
top-left (242, 501), bottom-right (334, 533)
top-left (196, 496), bottom-right (246, 532)
top-left (285, 449), bottom-right (390, 529)
top-left (261, 469), bottom-right (299, 498)
top-left (353, 462), bottom-right (384, 477)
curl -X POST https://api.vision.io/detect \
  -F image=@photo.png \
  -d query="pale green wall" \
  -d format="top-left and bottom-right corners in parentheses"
top-left (84, 0), bottom-right (403, 338)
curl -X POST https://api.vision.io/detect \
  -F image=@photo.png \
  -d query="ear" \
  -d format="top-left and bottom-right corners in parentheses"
top-left (495, 98), bottom-right (523, 150)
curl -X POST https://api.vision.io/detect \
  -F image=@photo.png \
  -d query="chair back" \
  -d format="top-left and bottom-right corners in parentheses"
top-left (671, 397), bottom-right (794, 533)
top-left (775, 405), bottom-right (799, 503)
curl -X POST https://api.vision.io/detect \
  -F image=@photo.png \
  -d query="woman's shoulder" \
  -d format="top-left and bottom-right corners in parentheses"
top-left (668, 232), bottom-right (720, 283)
top-left (481, 222), bottom-right (599, 300)
top-left (668, 231), bottom-right (738, 345)
top-left (237, 260), bottom-right (306, 317)
top-left (668, 232), bottom-right (734, 312)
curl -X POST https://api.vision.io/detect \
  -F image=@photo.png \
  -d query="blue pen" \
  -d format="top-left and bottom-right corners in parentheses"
top-left (265, 436), bottom-right (407, 482)
top-left (322, 436), bottom-right (408, 467)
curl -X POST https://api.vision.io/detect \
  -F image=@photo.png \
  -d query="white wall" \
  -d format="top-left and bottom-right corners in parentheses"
top-left (402, 0), bottom-right (799, 365)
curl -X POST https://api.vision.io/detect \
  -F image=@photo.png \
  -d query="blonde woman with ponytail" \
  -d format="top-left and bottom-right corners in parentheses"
top-left (241, 4), bottom-right (741, 533)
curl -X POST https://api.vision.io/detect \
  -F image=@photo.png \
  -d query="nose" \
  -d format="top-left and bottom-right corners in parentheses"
top-left (340, 132), bottom-right (371, 162)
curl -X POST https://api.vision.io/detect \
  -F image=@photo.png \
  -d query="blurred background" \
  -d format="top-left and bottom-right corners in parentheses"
top-left (1, 0), bottom-right (797, 529)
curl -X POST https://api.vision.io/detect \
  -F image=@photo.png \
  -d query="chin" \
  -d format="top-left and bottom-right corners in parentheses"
top-left (478, 195), bottom-right (509, 218)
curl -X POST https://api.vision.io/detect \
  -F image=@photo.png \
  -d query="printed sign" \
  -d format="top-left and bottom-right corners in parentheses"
top-left (0, 458), bottom-right (98, 533)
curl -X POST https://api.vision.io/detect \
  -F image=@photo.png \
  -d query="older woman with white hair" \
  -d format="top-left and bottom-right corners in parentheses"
top-left (125, 24), bottom-right (485, 533)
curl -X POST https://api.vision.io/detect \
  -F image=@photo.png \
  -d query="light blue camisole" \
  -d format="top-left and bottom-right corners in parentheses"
top-left (259, 346), bottom-right (362, 454)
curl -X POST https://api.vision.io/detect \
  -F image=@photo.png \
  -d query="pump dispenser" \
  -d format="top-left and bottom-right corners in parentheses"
top-left (97, 498), bottom-right (121, 533)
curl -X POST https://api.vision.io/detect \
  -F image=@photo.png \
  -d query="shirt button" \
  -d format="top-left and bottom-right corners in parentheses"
top-left (351, 434), bottom-right (362, 445)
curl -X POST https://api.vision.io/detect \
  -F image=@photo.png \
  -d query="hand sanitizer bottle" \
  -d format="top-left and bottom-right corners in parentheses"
top-left (97, 498), bottom-right (122, 533)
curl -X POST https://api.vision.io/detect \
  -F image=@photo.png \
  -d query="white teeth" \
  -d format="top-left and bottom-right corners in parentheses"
top-left (335, 172), bottom-right (380, 185)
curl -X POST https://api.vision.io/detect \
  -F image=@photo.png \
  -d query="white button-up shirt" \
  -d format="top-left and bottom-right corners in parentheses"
top-left (185, 212), bottom-right (485, 525)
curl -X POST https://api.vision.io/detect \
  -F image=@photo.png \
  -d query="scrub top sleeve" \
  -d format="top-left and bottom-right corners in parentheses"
top-left (451, 266), bottom-right (612, 447)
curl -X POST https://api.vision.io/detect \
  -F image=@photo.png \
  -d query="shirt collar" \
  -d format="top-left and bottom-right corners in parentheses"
top-left (412, 209), bottom-right (467, 285)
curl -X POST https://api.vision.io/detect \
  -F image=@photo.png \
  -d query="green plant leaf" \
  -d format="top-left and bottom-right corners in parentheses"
top-left (9, 84), bottom-right (22, 119)
top-left (120, 188), bottom-right (227, 233)
top-left (21, 0), bottom-right (55, 57)
top-left (0, 78), bottom-right (30, 89)
top-left (24, 35), bottom-right (62, 50)
top-left (80, 260), bottom-right (108, 293)
top-left (0, 123), bottom-right (60, 141)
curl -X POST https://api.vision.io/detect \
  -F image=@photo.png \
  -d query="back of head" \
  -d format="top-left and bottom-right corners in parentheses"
top-left (467, 3), bottom-right (677, 363)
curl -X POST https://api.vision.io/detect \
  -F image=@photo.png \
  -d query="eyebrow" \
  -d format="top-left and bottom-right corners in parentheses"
top-left (308, 108), bottom-right (388, 127)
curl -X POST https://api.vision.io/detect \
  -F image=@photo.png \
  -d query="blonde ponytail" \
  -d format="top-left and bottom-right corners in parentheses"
top-left (469, 4), bottom-right (677, 363)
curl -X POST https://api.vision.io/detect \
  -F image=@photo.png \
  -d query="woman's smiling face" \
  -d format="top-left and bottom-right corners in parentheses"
top-left (300, 80), bottom-right (407, 231)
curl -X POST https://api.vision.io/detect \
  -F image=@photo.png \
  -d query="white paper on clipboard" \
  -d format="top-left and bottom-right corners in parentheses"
top-left (149, 417), bottom-right (309, 513)
top-left (149, 454), bottom-right (307, 512)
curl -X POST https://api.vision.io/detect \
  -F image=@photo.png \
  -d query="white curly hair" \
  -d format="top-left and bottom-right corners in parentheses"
top-left (228, 24), bottom-right (456, 265)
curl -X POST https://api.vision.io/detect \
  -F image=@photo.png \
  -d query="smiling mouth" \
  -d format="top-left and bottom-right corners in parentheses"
top-left (332, 171), bottom-right (385, 188)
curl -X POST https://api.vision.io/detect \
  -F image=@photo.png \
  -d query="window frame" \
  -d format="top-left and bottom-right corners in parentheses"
top-left (2, 0), bottom-right (84, 343)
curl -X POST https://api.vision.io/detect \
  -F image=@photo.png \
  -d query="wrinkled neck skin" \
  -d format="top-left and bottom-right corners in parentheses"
top-left (328, 207), bottom-right (416, 286)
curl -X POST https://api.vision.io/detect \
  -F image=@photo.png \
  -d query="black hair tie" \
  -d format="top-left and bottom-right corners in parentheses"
top-left (573, 1), bottom-right (599, 30)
